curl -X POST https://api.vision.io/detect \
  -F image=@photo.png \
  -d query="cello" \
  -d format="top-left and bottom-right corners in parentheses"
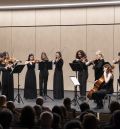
top-left (87, 75), bottom-right (105, 99)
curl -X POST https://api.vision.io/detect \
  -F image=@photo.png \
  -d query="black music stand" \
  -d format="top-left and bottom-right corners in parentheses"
top-left (13, 64), bottom-right (25, 104)
top-left (38, 61), bottom-right (54, 101)
top-left (69, 62), bottom-right (83, 107)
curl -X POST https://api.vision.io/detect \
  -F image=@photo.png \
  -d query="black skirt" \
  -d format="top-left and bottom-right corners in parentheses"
top-left (2, 69), bottom-right (14, 101)
top-left (53, 69), bottom-right (64, 99)
top-left (24, 69), bottom-right (37, 99)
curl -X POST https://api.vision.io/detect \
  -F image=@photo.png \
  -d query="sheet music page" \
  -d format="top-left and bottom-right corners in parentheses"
top-left (70, 76), bottom-right (80, 86)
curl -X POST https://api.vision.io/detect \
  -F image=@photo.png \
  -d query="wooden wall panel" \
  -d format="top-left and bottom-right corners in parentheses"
top-left (0, 28), bottom-right (11, 54)
top-left (12, 10), bottom-right (35, 26)
top-left (114, 25), bottom-right (120, 92)
top-left (36, 9), bottom-right (60, 25)
top-left (87, 6), bottom-right (114, 24)
top-left (0, 11), bottom-right (11, 26)
top-left (115, 7), bottom-right (120, 23)
top-left (36, 27), bottom-right (60, 90)
top-left (61, 26), bottom-right (86, 90)
top-left (12, 27), bottom-right (36, 89)
top-left (87, 25), bottom-right (114, 90)
top-left (61, 8), bottom-right (86, 25)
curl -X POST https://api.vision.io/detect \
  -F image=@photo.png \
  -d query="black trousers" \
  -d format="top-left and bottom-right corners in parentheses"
top-left (92, 89), bottom-right (107, 106)
top-left (39, 72), bottom-right (48, 96)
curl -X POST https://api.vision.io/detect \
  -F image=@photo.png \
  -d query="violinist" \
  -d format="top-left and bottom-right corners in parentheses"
top-left (73, 50), bottom-right (89, 99)
top-left (1, 52), bottom-right (14, 101)
top-left (53, 51), bottom-right (64, 99)
top-left (24, 53), bottom-right (37, 99)
top-left (92, 50), bottom-right (105, 81)
top-left (92, 63), bottom-right (114, 109)
top-left (39, 52), bottom-right (49, 96)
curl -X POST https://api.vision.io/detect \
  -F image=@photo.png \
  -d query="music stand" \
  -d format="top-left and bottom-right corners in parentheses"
top-left (69, 62), bottom-right (83, 107)
top-left (12, 64), bottom-right (25, 104)
top-left (38, 61), bottom-right (54, 101)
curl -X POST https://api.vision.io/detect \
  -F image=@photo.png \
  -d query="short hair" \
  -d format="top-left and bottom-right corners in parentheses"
top-left (109, 101), bottom-right (120, 113)
top-left (64, 120), bottom-right (82, 129)
top-left (0, 109), bottom-right (13, 128)
top-left (63, 98), bottom-right (71, 107)
top-left (36, 97), bottom-right (44, 106)
top-left (0, 95), bottom-right (7, 107)
top-left (80, 102), bottom-right (90, 112)
top-left (112, 110), bottom-right (120, 127)
top-left (20, 106), bottom-right (35, 128)
top-left (40, 111), bottom-right (53, 128)
top-left (6, 101), bottom-right (15, 112)
top-left (83, 113), bottom-right (98, 129)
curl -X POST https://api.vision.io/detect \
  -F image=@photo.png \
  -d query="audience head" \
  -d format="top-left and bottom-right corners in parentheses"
top-left (80, 102), bottom-right (90, 112)
top-left (63, 97), bottom-right (71, 109)
top-left (33, 104), bottom-right (42, 119)
top-left (64, 120), bottom-right (82, 129)
top-left (20, 105), bottom-right (35, 128)
top-left (79, 110), bottom-right (95, 122)
top-left (109, 101), bottom-right (120, 113)
top-left (112, 110), bottom-right (120, 127)
top-left (39, 111), bottom-right (53, 129)
top-left (83, 113), bottom-right (98, 129)
top-left (0, 108), bottom-right (13, 129)
top-left (52, 105), bottom-right (62, 118)
top-left (0, 95), bottom-right (7, 108)
top-left (6, 101), bottom-right (15, 112)
top-left (52, 113), bottom-right (61, 129)
top-left (36, 97), bottom-right (44, 106)
top-left (0, 124), bottom-right (3, 129)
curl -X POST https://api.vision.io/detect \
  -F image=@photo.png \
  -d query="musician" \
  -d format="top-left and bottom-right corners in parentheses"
top-left (1, 52), bottom-right (14, 101)
top-left (39, 52), bottom-right (49, 96)
top-left (73, 50), bottom-right (88, 99)
top-left (24, 54), bottom-right (37, 99)
top-left (92, 63), bottom-right (114, 109)
top-left (93, 50), bottom-right (105, 81)
top-left (53, 51), bottom-right (64, 99)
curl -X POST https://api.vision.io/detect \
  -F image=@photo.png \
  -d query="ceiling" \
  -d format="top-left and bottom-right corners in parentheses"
top-left (0, 0), bottom-right (119, 6)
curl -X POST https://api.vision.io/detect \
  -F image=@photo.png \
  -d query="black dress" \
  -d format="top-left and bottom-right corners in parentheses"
top-left (93, 59), bottom-right (105, 80)
top-left (24, 63), bottom-right (37, 99)
top-left (1, 64), bottom-right (14, 101)
top-left (39, 60), bottom-right (49, 96)
top-left (53, 59), bottom-right (64, 99)
top-left (73, 60), bottom-right (88, 96)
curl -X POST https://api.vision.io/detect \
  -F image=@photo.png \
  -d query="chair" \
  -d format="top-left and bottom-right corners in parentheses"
top-left (103, 93), bottom-right (116, 106)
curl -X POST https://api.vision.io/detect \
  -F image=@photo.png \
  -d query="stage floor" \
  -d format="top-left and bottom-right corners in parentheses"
top-left (0, 89), bottom-right (119, 113)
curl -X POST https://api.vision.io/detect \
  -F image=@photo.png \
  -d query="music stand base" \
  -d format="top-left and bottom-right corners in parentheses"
top-left (44, 95), bottom-right (55, 101)
top-left (14, 93), bottom-right (24, 104)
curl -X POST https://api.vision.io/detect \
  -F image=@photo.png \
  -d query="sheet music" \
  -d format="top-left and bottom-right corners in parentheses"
top-left (70, 76), bottom-right (80, 86)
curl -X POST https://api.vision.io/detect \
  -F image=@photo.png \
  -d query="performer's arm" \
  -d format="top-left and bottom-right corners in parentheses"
top-left (104, 72), bottom-right (112, 83)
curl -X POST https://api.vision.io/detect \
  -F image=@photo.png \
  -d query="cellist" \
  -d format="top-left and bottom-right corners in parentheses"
top-left (92, 63), bottom-right (114, 109)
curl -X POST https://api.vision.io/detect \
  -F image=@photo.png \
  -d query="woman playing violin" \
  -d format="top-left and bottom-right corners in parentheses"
top-left (73, 50), bottom-right (88, 99)
top-left (1, 52), bottom-right (14, 101)
top-left (92, 63), bottom-right (114, 109)
top-left (24, 53), bottom-right (37, 99)
top-left (92, 50), bottom-right (105, 81)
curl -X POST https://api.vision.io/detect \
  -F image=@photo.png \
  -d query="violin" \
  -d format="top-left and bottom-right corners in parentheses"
top-left (87, 75), bottom-right (105, 99)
